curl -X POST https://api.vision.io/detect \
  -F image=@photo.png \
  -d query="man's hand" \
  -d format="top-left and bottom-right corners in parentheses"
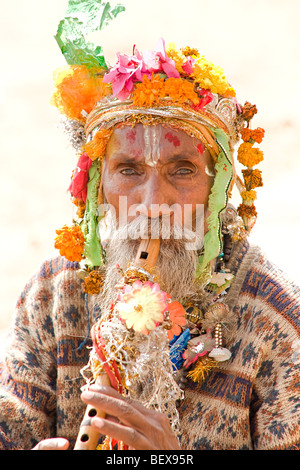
top-left (81, 384), bottom-right (180, 450)
top-left (32, 438), bottom-right (69, 450)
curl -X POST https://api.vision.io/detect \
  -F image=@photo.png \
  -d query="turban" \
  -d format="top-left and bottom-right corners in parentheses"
top-left (52, 0), bottom-right (264, 285)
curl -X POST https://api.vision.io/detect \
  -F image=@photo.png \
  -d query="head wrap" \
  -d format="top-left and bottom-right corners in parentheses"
top-left (52, 0), bottom-right (264, 287)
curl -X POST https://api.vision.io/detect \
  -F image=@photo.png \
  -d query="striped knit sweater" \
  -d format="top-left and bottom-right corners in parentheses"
top-left (0, 239), bottom-right (299, 450)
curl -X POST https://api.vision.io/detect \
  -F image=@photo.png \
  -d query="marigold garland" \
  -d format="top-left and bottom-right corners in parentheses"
top-left (54, 224), bottom-right (85, 262)
top-left (242, 169), bottom-right (263, 190)
top-left (240, 127), bottom-right (265, 144)
top-left (164, 77), bottom-right (200, 106)
top-left (241, 101), bottom-right (257, 122)
top-left (237, 203), bottom-right (257, 219)
top-left (240, 189), bottom-right (257, 202)
top-left (84, 269), bottom-right (104, 294)
top-left (132, 74), bottom-right (165, 107)
top-left (237, 142), bottom-right (264, 168)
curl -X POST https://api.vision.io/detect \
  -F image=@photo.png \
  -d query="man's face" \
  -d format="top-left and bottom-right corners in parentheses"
top-left (102, 123), bottom-right (214, 235)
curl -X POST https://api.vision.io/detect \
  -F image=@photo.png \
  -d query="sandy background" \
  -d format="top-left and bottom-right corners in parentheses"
top-left (0, 0), bottom-right (299, 342)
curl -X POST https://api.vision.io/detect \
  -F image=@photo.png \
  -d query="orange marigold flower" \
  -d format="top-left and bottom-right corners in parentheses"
top-left (73, 198), bottom-right (86, 219)
top-left (84, 270), bottom-right (104, 295)
top-left (181, 46), bottom-right (200, 58)
top-left (242, 169), bottom-right (263, 189)
top-left (51, 65), bottom-right (110, 122)
top-left (164, 77), bottom-right (200, 106)
top-left (54, 224), bottom-right (85, 262)
top-left (241, 127), bottom-right (265, 144)
top-left (237, 142), bottom-right (264, 167)
top-left (241, 189), bottom-right (257, 202)
top-left (132, 74), bottom-right (165, 107)
top-left (237, 203), bottom-right (257, 219)
top-left (241, 101), bottom-right (257, 122)
top-left (84, 129), bottom-right (112, 161)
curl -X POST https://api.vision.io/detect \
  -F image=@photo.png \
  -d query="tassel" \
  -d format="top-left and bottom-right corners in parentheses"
top-left (186, 356), bottom-right (218, 383)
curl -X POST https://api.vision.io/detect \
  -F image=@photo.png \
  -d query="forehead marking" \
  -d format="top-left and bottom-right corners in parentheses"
top-left (143, 125), bottom-right (162, 167)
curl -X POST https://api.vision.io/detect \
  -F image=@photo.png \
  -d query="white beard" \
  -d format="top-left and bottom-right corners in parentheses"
top-left (95, 212), bottom-right (211, 313)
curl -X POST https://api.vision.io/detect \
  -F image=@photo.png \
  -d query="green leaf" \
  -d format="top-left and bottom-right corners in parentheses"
top-left (55, 0), bottom-right (125, 68)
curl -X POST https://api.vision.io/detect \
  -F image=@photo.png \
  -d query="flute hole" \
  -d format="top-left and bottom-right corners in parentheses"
top-left (80, 433), bottom-right (89, 443)
top-left (88, 408), bottom-right (97, 417)
top-left (140, 251), bottom-right (148, 259)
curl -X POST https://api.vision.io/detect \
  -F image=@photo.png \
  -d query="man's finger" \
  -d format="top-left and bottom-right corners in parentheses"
top-left (32, 438), bottom-right (69, 450)
top-left (81, 388), bottom-right (145, 430)
top-left (90, 416), bottom-right (154, 450)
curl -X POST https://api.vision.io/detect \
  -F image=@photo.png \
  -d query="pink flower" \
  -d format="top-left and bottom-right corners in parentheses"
top-left (103, 52), bottom-right (144, 100)
top-left (151, 38), bottom-right (180, 78)
top-left (182, 56), bottom-right (197, 75)
top-left (68, 152), bottom-right (92, 202)
top-left (103, 38), bottom-right (180, 101)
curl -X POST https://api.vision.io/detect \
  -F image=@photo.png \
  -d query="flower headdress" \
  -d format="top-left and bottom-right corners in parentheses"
top-left (52, 0), bottom-right (264, 285)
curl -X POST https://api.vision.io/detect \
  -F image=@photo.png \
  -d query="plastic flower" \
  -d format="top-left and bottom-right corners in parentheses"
top-left (132, 74), bottom-right (166, 107)
top-left (116, 281), bottom-right (168, 334)
top-left (166, 301), bottom-right (187, 341)
top-left (237, 142), bottom-right (264, 167)
top-left (54, 224), bottom-right (85, 262)
top-left (68, 152), bottom-right (92, 203)
top-left (84, 129), bottom-right (112, 161)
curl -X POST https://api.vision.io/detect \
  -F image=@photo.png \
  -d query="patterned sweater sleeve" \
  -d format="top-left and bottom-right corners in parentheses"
top-left (0, 259), bottom-right (63, 449)
top-left (239, 252), bottom-right (300, 449)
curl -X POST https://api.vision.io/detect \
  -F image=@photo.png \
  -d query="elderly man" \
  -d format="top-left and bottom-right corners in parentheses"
top-left (0, 2), bottom-right (299, 451)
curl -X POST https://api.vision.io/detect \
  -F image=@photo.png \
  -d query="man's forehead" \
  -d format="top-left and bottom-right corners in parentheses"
top-left (106, 123), bottom-right (208, 165)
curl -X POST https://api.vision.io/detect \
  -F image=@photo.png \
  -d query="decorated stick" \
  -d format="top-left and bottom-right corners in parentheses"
top-left (74, 238), bottom-right (161, 450)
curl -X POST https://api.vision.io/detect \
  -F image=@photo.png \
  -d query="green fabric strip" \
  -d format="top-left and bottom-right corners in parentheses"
top-left (82, 160), bottom-right (103, 267)
top-left (195, 128), bottom-right (233, 282)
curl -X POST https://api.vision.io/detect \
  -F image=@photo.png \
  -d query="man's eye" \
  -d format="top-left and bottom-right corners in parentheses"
top-left (175, 167), bottom-right (194, 175)
top-left (120, 168), bottom-right (138, 175)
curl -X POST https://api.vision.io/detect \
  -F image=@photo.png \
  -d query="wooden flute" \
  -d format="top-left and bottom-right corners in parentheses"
top-left (74, 238), bottom-right (161, 450)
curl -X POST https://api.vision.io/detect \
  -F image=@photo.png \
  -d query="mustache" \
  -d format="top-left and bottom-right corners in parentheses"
top-left (99, 212), bottom-right (204, 251)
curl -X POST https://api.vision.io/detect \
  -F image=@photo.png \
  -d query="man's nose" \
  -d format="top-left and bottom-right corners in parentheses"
top-left (135, 172), bottom-right (173, 218)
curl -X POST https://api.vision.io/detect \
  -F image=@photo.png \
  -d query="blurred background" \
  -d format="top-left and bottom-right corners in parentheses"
top-left (0, 0), bottom-right (299, 339)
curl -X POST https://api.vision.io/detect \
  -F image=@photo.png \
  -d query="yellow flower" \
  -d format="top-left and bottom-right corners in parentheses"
top-left (116, 281), bottom-right (168, 335)
top-left (192, 58), bottom-right (236, 97)
top-left (165, 44), bottom-right (186, 74)
top-left (54, 224), bottom-right (85, 262)
top-left (237, 142), bottom-right (264, 167)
